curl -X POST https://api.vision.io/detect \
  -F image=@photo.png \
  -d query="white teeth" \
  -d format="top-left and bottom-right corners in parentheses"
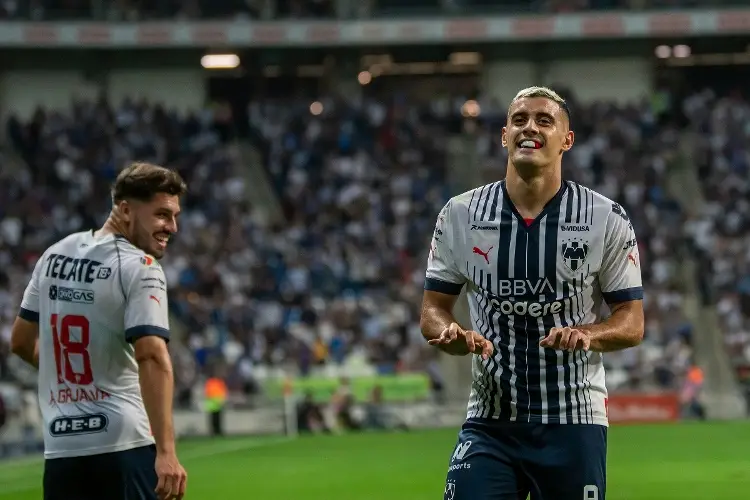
top-left (520, 140), bottom-right (537, 148)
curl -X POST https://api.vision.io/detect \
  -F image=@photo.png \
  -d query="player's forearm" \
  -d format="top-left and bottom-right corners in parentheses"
top-left (138, 354), bottom-right (177, 454)
top-left (580, 303), bottom-right (644, 352)
top-left (420, 305), bottom-right (469, 356)
top-left (10, 339), bottom-right (39, 369)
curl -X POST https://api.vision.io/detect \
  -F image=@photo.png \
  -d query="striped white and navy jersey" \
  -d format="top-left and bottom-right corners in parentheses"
top-left (19, 230), bottom-right (169, 458)
top-left (425, 180), bottom-right (642, 427)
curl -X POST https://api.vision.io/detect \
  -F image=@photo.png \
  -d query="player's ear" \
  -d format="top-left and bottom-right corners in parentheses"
top-left (561, 130), bottom-right (574, 152)
top-left (501, 126), bottom-right (509, 148)
top-left (118, 200), bottom-right (132, 223)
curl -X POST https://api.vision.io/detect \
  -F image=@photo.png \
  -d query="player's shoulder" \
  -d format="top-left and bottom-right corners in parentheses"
top-left (445, 182), bottom-right (502, 213)
top-left (111, 236), bottom-right (163, 274)
top-left (33, 231), bottom-right (93, 268)
top-left (566, 181), bottom-right (625, 217)
top-left (46, 230), bottom-right (93, 254)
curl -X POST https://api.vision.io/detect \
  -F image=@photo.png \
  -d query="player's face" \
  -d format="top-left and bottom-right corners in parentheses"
top-left (502, 97), bottom-right (574, 172)
top-left (125, 193), bottom-right (181, 259)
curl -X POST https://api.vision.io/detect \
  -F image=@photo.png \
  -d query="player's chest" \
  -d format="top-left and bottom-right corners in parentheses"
top-left (459, 219), bottom-right (605, 283)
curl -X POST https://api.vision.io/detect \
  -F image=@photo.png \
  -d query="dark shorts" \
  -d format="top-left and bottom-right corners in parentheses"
top-left (444, 419), bottom-right (606, 500)
top-left (44, 444), bottom-right (157, 500)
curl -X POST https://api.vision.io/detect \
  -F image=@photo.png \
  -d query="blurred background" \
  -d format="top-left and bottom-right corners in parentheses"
top-left (0, 0), bottom-right (750, 498)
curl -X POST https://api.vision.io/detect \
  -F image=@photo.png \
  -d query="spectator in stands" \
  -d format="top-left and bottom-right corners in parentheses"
top-left (296, 391), bottom-right (329, 434)
top-left (680, 363), bottom-right (706, 421)
top-left (364, 385), bottom-right (408, 431)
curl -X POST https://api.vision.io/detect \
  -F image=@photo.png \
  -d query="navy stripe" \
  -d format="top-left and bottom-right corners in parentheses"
top-left (495, 197), bottom-right (514, 419)
top-left (572, 275), bottom-right (588, 423)
top-left (583, 188), bottom-right (589, 226)
top-left (472, 185), bottom-right (486, 220)
top-left (18, 307), bottom-right (39, 323)
top-left (578, 273), bottom-right (593, 424)
top-left (525, 219), bottom-right (542, 418)
top-left (564, 187), bottom-right (574, 224)
top-left (468, 189), bottom-right (477, 224)
top-left (561, 188), bottom-right (577, 422)
top-left (569, 277), bottom-right (582, 423)
top-left (479, 184), bottom-right (493, 221)
top-left (512, 223), bottom-right (530, 421)
top-left (424, 277), bottom-right (464, 295)
top-left (472, 266), bottom-right (490, 418)
top-left (561, 281), bottom-right (576, 423)
top-left (482, 270), bottom-right (501, 418)
top-left (487, 183), bottom-right (501, 222)
top-left (541, 208), bottom-right (562, 423)
top-left (583, 351), bottom-right (592, 423)
top-left (478, 269), bottom-right (494, 419)
top-left (603, 287), bottom-right (643, 303)
top-left (575, 183), bottom-right (583, 223)
top-left (125, 325), bottom-right (170, 343)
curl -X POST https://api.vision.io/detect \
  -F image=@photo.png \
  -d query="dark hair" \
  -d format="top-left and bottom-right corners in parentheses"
top-left (111, 162), bottom-right (187, 203)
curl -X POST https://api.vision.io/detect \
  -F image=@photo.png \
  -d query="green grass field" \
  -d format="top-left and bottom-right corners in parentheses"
top-left (2, 422), bottom-right (749, 499)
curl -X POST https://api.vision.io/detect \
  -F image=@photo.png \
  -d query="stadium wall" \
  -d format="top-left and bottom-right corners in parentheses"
top-left (0, 52), bottom-right (206, 119)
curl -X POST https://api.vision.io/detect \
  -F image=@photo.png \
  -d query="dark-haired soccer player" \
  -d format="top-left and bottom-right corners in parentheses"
top-left (11, 162), bottom-right (188, 500)
top-left (422, 87), bottom-right (644, 500)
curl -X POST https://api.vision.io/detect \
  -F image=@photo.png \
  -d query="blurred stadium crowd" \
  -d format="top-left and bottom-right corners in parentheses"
top-left (0, 0), bottom-right (746, 21)
top-left (0, 1), bottom-right (747, 421)
top-left (1, 82), bottom-right (749, 406)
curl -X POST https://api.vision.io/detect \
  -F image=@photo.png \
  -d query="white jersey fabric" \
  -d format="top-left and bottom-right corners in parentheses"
top-left (425, 181), bottom-right (643, 427)
top-left (20, 230), bottom-right (169, 459)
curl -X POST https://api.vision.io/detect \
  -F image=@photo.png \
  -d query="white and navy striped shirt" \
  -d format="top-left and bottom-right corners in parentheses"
top-left (425, 180), bottom-right (642, 426)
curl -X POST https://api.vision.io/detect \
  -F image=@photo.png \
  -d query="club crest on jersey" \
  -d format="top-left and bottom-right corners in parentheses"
top-left (561, 238), bottom-right (589, 272)
top-left (140, 255), bottom-right (155, 266)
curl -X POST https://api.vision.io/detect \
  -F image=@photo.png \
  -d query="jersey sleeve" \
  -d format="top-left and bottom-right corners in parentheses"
top-left (599, 203), bottom-right (643, 304)
top-left (19, 255), bottom-right (44, 322)
top-left (424, 200), bottom-right (467, 295)
top-left (121, 255), bottom-right (170, 343)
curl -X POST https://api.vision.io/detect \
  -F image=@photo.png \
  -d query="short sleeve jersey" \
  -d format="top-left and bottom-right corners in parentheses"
top-left (20, 231), bottom-right (170, 458)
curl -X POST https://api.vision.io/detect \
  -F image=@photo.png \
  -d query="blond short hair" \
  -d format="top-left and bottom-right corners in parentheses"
top-left (510, 86), bottom-right (570, 123)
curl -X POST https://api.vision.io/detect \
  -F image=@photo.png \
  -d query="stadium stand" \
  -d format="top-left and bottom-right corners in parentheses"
top-left (0, 0), bottom-right (748, 21)
top-left (678, 91), bottom-right (750, 401)
top-left (3, 0), bottom-right (750, 497)
top-left (0, 0), bottom-right (748, 464)
top-left (0, 89), bottom-right (702, 399)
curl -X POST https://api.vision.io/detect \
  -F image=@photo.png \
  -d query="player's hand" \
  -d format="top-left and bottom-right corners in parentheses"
top-left (428, 322), bottom-right (494, 360)
top-left (155, 452), bottom-right (187, 500)
top-left (539, 327), bottom-right (590, 351)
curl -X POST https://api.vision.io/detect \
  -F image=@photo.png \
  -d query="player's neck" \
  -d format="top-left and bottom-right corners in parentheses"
top-left (96, 216), bottom-right (129, 240)
top-left (504, 163), bottom-right (562, 219)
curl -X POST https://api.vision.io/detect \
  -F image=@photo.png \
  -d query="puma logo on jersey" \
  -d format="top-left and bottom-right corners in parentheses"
top-left (149, 295), bottom-right (161, 306)
top-left (628, 252), bottom-right (639, 267)
top-left (472, 246), bottom-right (493, 264)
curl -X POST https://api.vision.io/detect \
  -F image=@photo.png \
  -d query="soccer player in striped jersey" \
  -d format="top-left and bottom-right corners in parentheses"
top-left (422, 87), bottom-right (644, 500)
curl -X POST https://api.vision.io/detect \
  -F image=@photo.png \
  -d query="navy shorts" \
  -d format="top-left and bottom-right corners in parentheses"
top-left (43, 444), bottom-right (158, 500)
top-left (444, 419), bottom-right (606, 500)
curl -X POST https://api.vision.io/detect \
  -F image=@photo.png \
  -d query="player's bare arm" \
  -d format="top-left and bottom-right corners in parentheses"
top-left (9, 316), bottom-right (40, 369)
top-left (421, 290), bottom-right (493, 359)
top-left (135, 335), bottom-right (187, 499)
top-left (540, 300), bottom-right (644, 352)
top-left (579, 299), bottom-right (644, 352)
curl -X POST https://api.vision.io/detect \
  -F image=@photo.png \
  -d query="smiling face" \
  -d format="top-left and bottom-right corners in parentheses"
top-left (119, 193), bottom-right (180, 259)
top-left (502, 95), bottom-right (574, 174)
top-left (110, 162), bottom-right (187, 259)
